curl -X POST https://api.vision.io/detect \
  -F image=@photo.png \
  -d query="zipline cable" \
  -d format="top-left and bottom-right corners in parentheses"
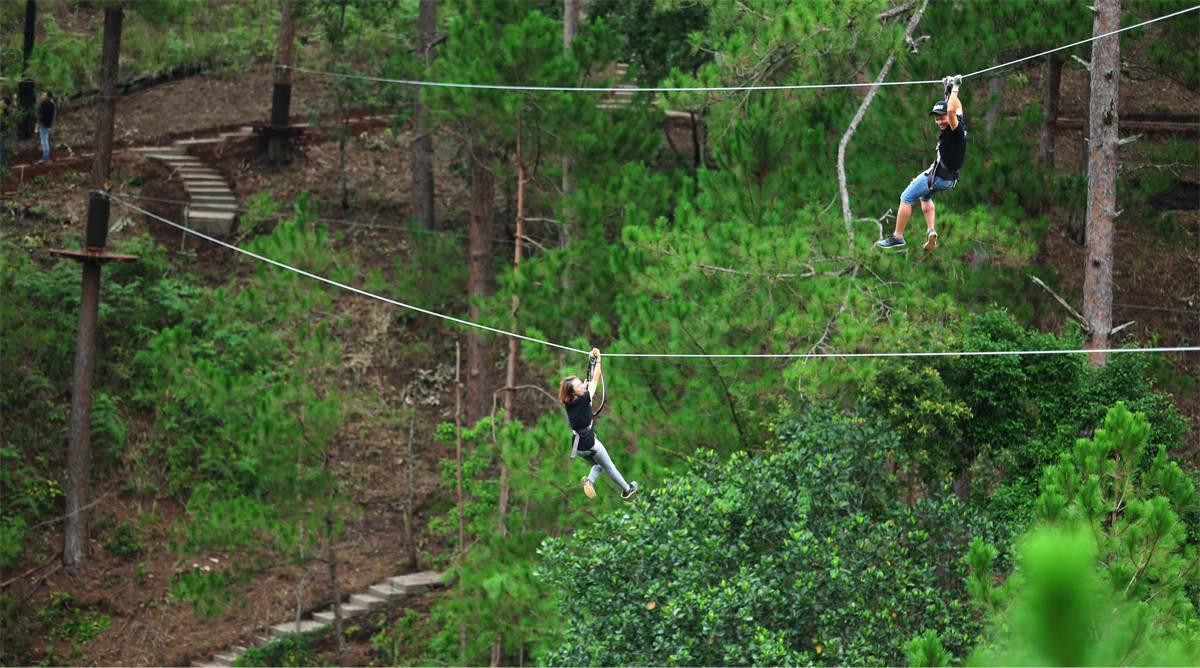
top-left (279, 5), bottom-right (1199, 94)
top-left (108, 194), bottom-right (587, 356)
top-left (108, 194), bottom-right (1199, 361)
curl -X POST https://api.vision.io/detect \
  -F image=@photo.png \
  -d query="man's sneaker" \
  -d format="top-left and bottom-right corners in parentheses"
top-left (876, 235), bottom-right (906, 250)
top-left (923, 229), bottom-right (938, 251)
top-left (621, 481), bottom-right (638, 500)
top-left (581, 477), bottom-right (596, 498)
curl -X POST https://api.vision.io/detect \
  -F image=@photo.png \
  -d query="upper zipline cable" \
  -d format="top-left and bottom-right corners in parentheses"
top-left (108, 195), bottom-right (587, 356)
top-left (279, 5), bottom-right (1199, 93)
top-left (108, 195), bottom-right (1200, 361)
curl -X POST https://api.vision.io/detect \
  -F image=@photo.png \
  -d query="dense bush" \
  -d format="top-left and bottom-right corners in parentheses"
top-left (540, 406), bottom-right (983, 666)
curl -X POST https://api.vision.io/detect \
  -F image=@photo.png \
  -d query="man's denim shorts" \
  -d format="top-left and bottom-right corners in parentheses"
top-left (901, 171), bottom-right (957, 205)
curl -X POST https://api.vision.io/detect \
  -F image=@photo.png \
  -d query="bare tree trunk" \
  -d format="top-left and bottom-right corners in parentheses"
top-left (1084, 0), bottom-right (1120, 366)
top-left (64, 5), bottom-right (123, 570)
top-left (560, 0), bottom-right (580, 251)
top-left (454, 341), bottom-right (466, 556)
top-left (411, 0), bottom-right (437, 229)
top-left (403, 406), bottom-right (418, 569)
top-left (1038, 54), bottom-right (1063, 167)
top-left (504, 138), bottom-right (525, 421)
top-left (466, 142), bottom-right (495, 423)
top-left (268, 0), bottom-right (295, 164)
top-left (326, 515), bottom-right (346, 664)
top-left (983, 72), bottom-right (1004, 135)
top-left (17, 1), bottom-right (36, 140)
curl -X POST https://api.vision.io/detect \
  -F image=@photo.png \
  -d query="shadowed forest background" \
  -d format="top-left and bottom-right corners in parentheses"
top-left (1, 0), bottom-right (1198, 665)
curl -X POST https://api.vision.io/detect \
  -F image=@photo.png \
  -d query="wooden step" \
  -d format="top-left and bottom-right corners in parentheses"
top-left (185, 185), bottom-right (235, 195)
top-left (387, 571), bottom-right (445, 594)
top-left (312, 603), bottom-right (368, 624)
top-left (350, 593), bottom-right (386, 610)
top-left (270, 620), bottom-right (328, 638)
top-left (212, 653), bottom-right (236, 667)
top-left (367, 583), bottom-right (406, 601)
top-left (175, 137), bottom-right (224, 147)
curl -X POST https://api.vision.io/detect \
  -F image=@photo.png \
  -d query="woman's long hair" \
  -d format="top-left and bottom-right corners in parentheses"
top-left (558, 375), bottom-right (581, 404)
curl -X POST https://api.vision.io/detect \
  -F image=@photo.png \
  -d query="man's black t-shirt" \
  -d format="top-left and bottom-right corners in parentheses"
top-left (565, 390), bottom-right (595, 452)
top-left (934, 114), bottom-right (967, 179)
top-left (37, 99), bottom-right (56, 128)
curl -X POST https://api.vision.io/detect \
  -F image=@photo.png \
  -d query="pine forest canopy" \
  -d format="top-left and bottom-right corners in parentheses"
top-left (1, 0), bottom-right (1197, 666)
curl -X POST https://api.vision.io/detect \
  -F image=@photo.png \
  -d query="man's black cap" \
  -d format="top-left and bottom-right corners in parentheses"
top-left (930, 100), bottom-right (949, 116)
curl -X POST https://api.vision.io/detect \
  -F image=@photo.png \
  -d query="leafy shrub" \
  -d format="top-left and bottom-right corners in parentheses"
top-left (964, 403), bottom-right (1200, 665)
top-left (234, 632), bottom-right (322, 667)
top-left (540, 406), bottom-right (983, 666)
top-left (102, 521), bottom-right (142, 558)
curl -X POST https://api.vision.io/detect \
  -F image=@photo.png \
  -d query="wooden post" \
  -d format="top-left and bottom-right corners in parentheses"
top-left (268, 0), bottom-right (296, 164)
top-left (63, 5), bottom-right (124, 569)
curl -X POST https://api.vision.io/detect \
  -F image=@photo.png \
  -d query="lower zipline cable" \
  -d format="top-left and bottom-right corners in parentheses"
top-left (109, 194), bottom-right (1200, 361)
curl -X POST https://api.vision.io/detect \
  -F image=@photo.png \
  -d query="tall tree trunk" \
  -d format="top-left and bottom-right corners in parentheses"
top-left (454, 341), bottom-right (467, 662)
top-left (404, 407), bottom-right (418, 569)
top-left (498, 137), bottom-right (525, 541)
top-left (1084, 0), bottom-right (1120, 366)
top-left (326, 515), bottom-right (346, 664)
top-left (1038, 54), bottom-right (1063, 168)
top-left (466, 142), bottom-right (494, 423)
top-left (411, 0), bottom-right (437, 229)
top-left (268, 0), bottom-right (296, 165)
top-left (983, 72), bottom-right (1004, 135)
top-left (64, 5), bottom-right (123, 570)
top-left (17, 1), bottom-right (36, 140)
top-left (560, 0), bottom-right (580, 252)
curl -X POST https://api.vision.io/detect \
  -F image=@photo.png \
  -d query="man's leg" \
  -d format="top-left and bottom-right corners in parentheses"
top-left (894, 202), bottom-right (914, 238)
top-left (920, 199), bottom-right (935, 232)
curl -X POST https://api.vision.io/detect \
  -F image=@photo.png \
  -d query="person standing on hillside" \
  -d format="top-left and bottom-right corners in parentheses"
top-left (36, 90), bottom-right (56, 163)
top-left (0, 95), bottom-right (11, 169)
top-left (559, 348), bottom-right (638, 500)
top-left (877, 75), bottom-right (968, 251)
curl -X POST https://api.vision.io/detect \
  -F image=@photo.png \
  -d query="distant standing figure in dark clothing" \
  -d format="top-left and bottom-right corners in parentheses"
top-left (0, 96), bottom-right (11, 169)
top-left (36, 91), bottom-right (56, 162)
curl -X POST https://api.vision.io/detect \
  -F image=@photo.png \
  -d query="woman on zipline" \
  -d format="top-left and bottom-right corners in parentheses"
top-left (559, 348), bottom-right (638, 500)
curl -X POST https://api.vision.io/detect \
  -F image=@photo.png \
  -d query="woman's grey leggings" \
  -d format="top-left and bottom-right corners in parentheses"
top-left (583, 440), bottom-right (631, 493)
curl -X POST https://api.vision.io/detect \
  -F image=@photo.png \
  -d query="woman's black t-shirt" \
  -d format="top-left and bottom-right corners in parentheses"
top-left (565, 390), bottom-right (595, 452)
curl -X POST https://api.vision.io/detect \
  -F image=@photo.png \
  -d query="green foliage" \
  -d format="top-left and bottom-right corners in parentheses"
top-left (905, 629), bottom-right (950, 668)
top-left (964, 404), bottom-right (1200, 665)
top-left (864, 310), bottom-right (1187, 555)
top-left (36, 593), bottom-right (111, 644)
top-left (970, 526), bottom-right (1200, 666)
top-left (370, 609), bottom-right (435, 667)
top-left (540, 406), bottom-right (982, 666)
top-left (234, 631), bottom-right (322, 667)
top-left (0, 235), bottom-right (193, 564)
top-left (169, 569), bottom-right (236, 619)
top-left (102, 521), bottom-right (143, 558)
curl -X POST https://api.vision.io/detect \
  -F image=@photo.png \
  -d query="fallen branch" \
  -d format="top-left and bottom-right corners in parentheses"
top-left (1029, 275), bottom-right (1091, 332)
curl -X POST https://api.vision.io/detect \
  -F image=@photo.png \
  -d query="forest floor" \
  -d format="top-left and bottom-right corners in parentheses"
top-left (1, 48), bottom-right (1197, 665)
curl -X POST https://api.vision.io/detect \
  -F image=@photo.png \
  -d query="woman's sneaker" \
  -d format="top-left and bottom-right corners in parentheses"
top-left (581, 477), bottom-right (596, 498)
top-left (923, 229), bottom-right (938, 251)
top-left (621, 481), bottom-right (638, 500)
top-left (876, 235), bottom-right (906, 250)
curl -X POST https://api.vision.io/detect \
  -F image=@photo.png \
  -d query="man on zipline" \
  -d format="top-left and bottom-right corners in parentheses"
top-left (877, 75), bottom-right (967, 251)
